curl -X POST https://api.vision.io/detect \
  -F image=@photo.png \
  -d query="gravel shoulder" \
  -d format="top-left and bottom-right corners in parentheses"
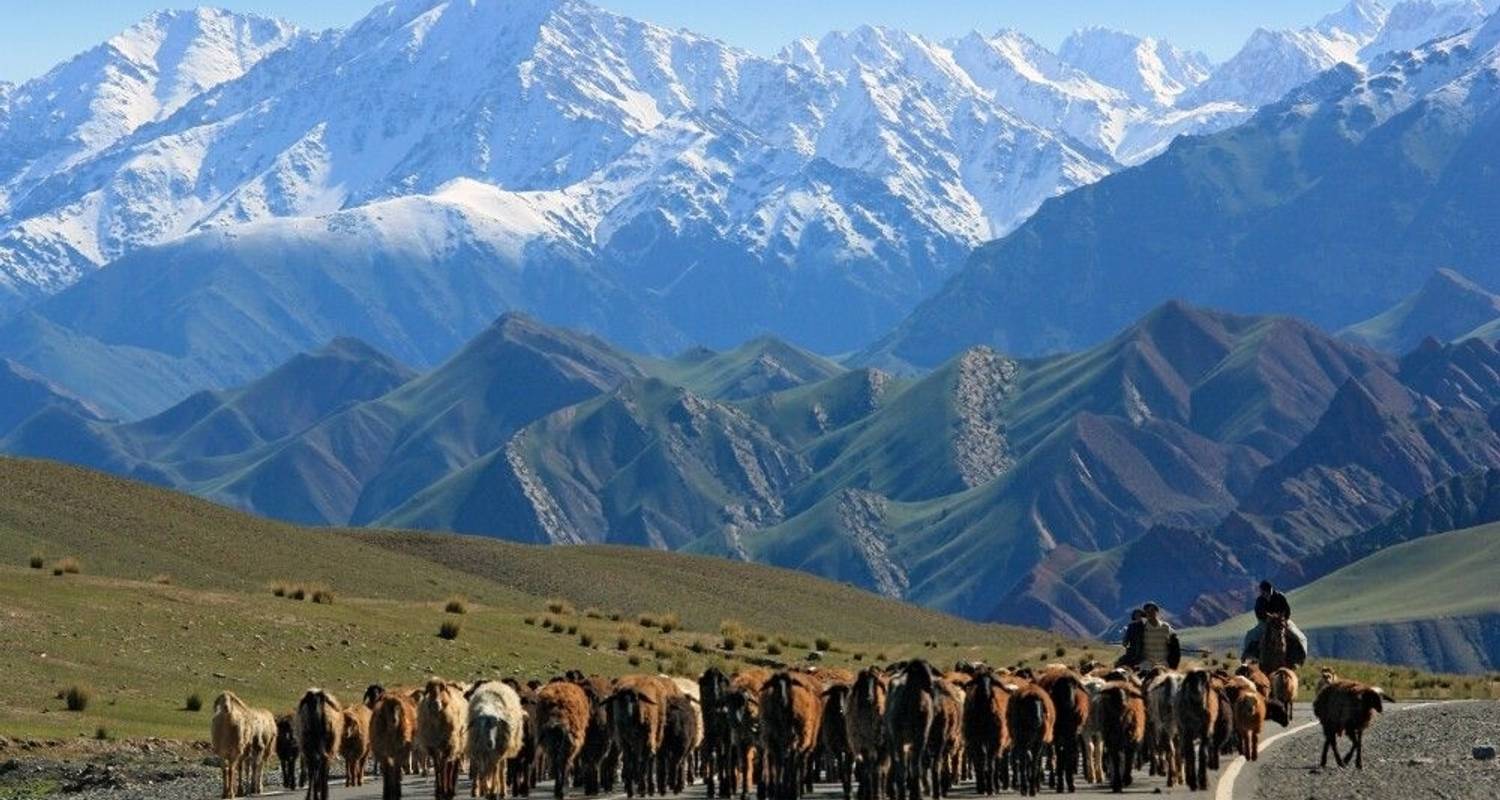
top-left (1251, 700), bottom-right (1500, 800)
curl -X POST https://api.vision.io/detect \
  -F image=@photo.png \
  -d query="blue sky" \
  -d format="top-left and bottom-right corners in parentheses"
top-left (0, 0), bottom-right (1344, 84)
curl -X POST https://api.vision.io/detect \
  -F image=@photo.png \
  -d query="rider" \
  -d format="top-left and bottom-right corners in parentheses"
top-left (1242, 580), bottom-right (1309, 665)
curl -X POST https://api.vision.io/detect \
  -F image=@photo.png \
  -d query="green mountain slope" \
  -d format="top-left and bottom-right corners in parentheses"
top-left (1339, 269), bottom-right (1500, 354)
top-left (1190, 520), bottom-right (1500, 672)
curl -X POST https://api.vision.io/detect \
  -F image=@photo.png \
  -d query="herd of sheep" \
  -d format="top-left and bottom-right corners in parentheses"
top-left (208, 660), bottom-right (1391, 800)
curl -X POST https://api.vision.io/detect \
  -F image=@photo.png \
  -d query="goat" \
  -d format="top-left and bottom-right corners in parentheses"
top-left (1228, 676), bottom-right (1267, 761)
top-left (1037, 668), bottom-right (1088, 793)
top-left (341, 703), bottom-right (373, 787)
top-left (1145, 671), bottom-right (1184, 788)
top-left (370, 691), bottom-right (417, 800)
top-left (847, 668), bottom-right (889, 800)
top-left (275, 713), bottom-right (301, 791)
top-left (1005, 681), bottom-right (1054, 798)
top-left (537, 680), bottom-right (591, 799)
top-left (1269, 667), bottom-right (1299, 721)
top-left (760, 671), bottom-right (823, 800)
top-left (608, 675), bottom-right (677, 798)
top-left (418, 678), bottom-right (469, 800)
top-left (664, 693), bottom-right (702, 794)
top-left (819, 683), bottom-right (855, 800)
top-left (1176, 669), bottom-right (1218, 791)
top-left (885, 660), bottom-right (939, 800)
top-left (961, 671), bottom-right (1008, 796)
top-left (1078, 676), bottom-right (1106, 786)
top-left (1313, 674), bottom-right (1391, 770)
top-left (1097, 682), bottom-right (1145, 794)
top-left (726, 669), bottom-right (770, 800)
top-left (296, 689), bottom-right (343, 800)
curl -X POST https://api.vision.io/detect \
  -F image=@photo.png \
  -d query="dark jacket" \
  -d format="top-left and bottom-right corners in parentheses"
top-left (1255, 590), bottom-right (1292, 621)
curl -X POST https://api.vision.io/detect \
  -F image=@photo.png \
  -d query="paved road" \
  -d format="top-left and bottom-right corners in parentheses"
top-left (245, 701), bottom-right (1492, 800)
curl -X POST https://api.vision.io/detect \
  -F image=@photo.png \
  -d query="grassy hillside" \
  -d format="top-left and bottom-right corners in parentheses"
top-left (0, 458), bottom-right (1076, 742)
top-left (1189, 521), bottom-right (1500, 672)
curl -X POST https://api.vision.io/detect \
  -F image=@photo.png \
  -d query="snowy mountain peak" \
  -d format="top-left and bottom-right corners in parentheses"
top-left (1058, 27), bottom-right (1213, 107)
top-left (1317, 0), bottom-right (1391, 38)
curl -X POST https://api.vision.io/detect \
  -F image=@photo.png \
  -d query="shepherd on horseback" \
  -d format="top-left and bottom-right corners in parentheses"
top-left (1242, 580), bottom-right (1308, 669)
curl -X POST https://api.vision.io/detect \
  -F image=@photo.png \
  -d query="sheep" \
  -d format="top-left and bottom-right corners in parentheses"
top-left (1078, 676), bottom-right (1107, 785)
top-left (340, 703), bottom-right (373, 787)
top-left (699, 668), bottom-right (734, 799)
top-left (566, 674), bottom-right (616, 796)
top-left (1097, 682), bottom-right (1145, 794)
top-left (667, 676), bottom-right (704, 786)
top-left (1234, 661), bottom-right (1271, 698)
top-left (664, 693), bottom-right (702, 794)
top-left (244, 706), bottom-right (276, 797)
top-left (537, 680), bottom-right (591, 800)
top-left (847, 668), bottom-right (889, 800)
top-left (1004, 681), bottom-right (1054, 798)
top-left (418, 678), bottom-right (469, 800)
top-left (608, 675), bottom-right (678, 798)
top-left (1313, 674), bottom-right (1391, 770)
top-left (296, 689), bottom-right (344, 800)
top-left (1270, 667), bottom-right (1300, 721)
top-left (818, 683), bottom-right (855, 800)
top-left (1229, 676), bottom-right (1267, 761)
top-left (961, 670), bottom-right (1008, 796)
top-left (760, 671), bottom-right (823, 800)
top-left (469, 680), bottom-right (526, 799)
top-left (1145, 671), bottom-right (1184, 788)
top-left (1175, 669), bottom-right (1219, 792)
top-left (924, 678), bottom-right (964, 798)
top-left (275, 713), bottom-right (301, 791)
top-left (725, 669), bottom-right (770, 800)
top-left (509, 679), bottom-right (540, 798)
top-left (1036, 667), bottom-right (1088, 793)
top-left (370, 690), bottom-right (417, 800)
top-left (211, 692), bottom-right (255, 799)
top-left (884, 660), bottom-right (939, 800)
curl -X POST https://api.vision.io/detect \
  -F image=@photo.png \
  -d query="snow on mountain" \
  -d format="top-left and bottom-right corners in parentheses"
top-left (2, 0), bottom-right (1490, 354)
top-left (1187, 0), bottom-right (1489, 107)
top-left (1058, 28), bottom-right (1213, 108)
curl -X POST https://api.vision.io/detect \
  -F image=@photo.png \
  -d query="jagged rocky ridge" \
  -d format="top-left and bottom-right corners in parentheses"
top-left (11, 302), bottom-right (1500, 649)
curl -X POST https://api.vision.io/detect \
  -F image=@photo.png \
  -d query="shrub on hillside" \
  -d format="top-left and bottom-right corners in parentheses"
top-left (445, 597), bottom-right (468, 615)
top-left (64, 685), bottom-right (92, 712)
top-left (289, 586), bottom-right (307, 601)
top-left (815, 636), bottom-right (833, 651)
top-left (546, 599), bottom-right (573, 615)
top-left (310, 587), bottom-right (334, 605)
top-left (439, 621), bottom-right (462, 640)
top-left (579, 632), bottom-right (595, 648)
top-left (638, 613), bottom-right (658, 628)
top-left (659, 612), bottom-right (680, 633)
top-left (185, 693), bottom-right (203, 712)
top-left (28, 554), bottom-right (44, 570)
top-left (152, 574), bottom-right (173, 585)
top-left (55, 557), bottom-right (81, 576)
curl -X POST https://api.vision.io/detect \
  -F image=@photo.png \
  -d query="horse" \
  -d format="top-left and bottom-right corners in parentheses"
top-left (1259, 614), bottom-right (1290, 674)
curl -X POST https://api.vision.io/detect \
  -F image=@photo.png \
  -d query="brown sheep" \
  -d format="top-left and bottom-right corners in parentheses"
top-left (962, 670), bottom-right (1009, 796)
top-left (1036, 668), bottom-right (1088, 793)
top-left (884, 660), bottom-right (939, 800)
top-left (846, 668), bottom-right (889, 800)
top-left (296, 689), bottom-right (343, 800)
top-left (699, 668), bottom-right (734, 799)
top-left (760, 671), bottom-right (823, 799)
top-left (275, 713), bottom-right (301, 791)
top-left (1097, 682), bottom-right (1145, 794)
top-left (663, 693), bottom-right (701, 794)
top-left (1270, 667), bottom-right (1300, 721)
top-left (568, 675), bottom-right (616, 796)
top-left (1234, 661), bottom-right (1271, 698)
top-left (819, 683), bottom-right (855, 800)
top-left (1004, 681), bottom-right (1055, 797)
top-left (925, 678), bottom-right (964, 798)
top-left (725, 669), bottom-right (770, 800)
top-left (369, 691), bottom-right (416, 800)
top-left (341, 703), bottom-right (373, 787)
top-left (418, 679), bottom-right (469, 800)
top-left (608, 675), bottom-right (678, 797)
top-left (1313, 675), bottom-right (1391, 769)
top-left (508, 679), bottom-right (540, 798)
top-left (1175, 669), bottom-right (1219, 792)
top-left (1229, 676), bottom-right (1267, 761)
top-left (537, 680), bottom-right (591, 799)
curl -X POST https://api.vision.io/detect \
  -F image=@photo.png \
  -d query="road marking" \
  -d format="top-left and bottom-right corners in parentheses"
top-left (1214, 701), bottom-right (1437, 800)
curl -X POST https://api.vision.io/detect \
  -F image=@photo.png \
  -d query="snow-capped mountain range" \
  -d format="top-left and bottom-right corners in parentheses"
top-left (0, 0), bottom-right (1493, 359)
